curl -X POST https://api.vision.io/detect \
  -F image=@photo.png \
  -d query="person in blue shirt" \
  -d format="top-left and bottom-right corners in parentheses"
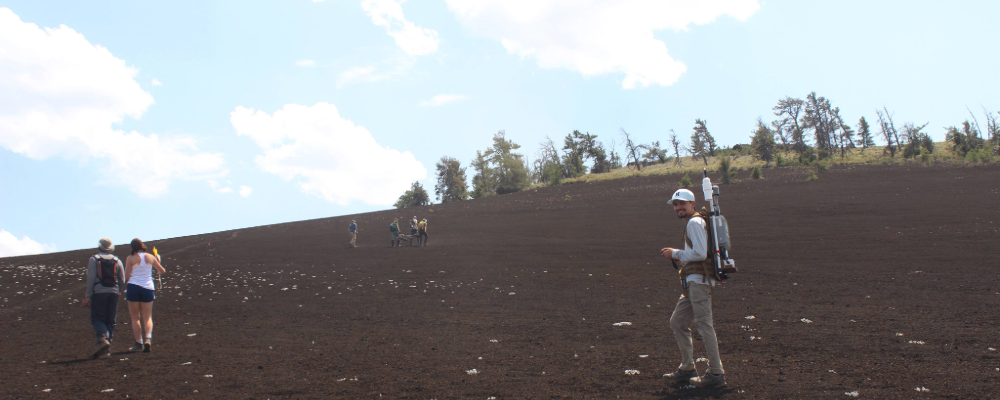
top-left (348, 220), bottom-right (358, 248)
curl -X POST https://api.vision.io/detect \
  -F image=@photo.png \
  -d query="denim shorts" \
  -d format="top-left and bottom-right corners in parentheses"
top-left (125, 284), bottom-right (155, 303)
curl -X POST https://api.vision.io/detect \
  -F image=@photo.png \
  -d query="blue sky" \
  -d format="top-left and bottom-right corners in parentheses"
top-left (1, 0), bottom-right (997, 255)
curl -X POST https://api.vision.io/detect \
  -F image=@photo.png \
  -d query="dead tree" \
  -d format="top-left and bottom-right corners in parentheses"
top-left (621, 128), bottom-right (642, 171)
top-left (669, 129), bottom-right (683, 167)
top-left (876, 107), bottom-right (900, 158)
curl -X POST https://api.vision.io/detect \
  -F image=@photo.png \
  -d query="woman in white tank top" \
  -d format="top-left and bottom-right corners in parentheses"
top-left (124, 238), bottom-right (165, 353)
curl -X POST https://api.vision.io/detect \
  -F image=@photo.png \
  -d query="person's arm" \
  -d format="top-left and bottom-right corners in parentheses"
top-left (123, 256), bottom-right (134, 282)
top-left (672, 218), bottom-right (708, 264)
top-left (147, 253), bottom-right (166, 275)
top-left (116, 259), bottom-right (127, 293)
top-left (82, 257), bottom-right (96, 306)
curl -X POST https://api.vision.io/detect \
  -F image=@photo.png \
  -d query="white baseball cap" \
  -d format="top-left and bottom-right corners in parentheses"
top-left (667, 189), bottom-right (696, 205)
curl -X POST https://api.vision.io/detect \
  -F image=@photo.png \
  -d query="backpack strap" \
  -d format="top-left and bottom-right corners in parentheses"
top-left (95, 255), bottom-right (103, 280)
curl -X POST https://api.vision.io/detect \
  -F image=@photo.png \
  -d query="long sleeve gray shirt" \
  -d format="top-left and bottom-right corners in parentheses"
top-left (671, 216), bottom-right (716, 286)
top-left (86, 252), bottom-right (126, 298)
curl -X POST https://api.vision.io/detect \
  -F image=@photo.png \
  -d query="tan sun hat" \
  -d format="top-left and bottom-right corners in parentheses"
top-left (98, 238), bottom-right (114, 253)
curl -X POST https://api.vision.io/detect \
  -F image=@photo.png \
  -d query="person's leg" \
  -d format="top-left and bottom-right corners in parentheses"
top-left (689, 283), bottom-right (724, 375)
top-left (90, 294), bottom-right (110, 341)
top-left (140, 301), bottom-right (154, 337)
top-left (105, 293), bottom-right (119, 344)
top-left (410, 229), bottom-right (415, 245)
top-left (422, 231), bottom-right (428, 246)
top-left (127, 301), bottom-right (143, 343)
top-left (350, 232), bottom-right (356, 247)
top-left (669, 291), bottom-right (696, 371)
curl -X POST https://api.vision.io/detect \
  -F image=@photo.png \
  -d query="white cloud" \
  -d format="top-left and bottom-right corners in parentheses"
top-left (418, 94), bottom-right (468, 107)
top-left (0, 8), bottom-right (226, 197)
top-left (444, 0), bottom-right (760, 88)
top-left (295, 59), bottom-right (316, 67)
top-left (337, 57), bottom-right (413, 87)
top-left (208, 180), bottom-right (234, 194)
top-left (0, 229), bottom-right (55, 257)
top-left (150, 78), bottom-right (163, 86)
top-left (239, 185), bottom-right (253, 198)
top-left (362, 0), bottom-right (439, 56)
top-left (231, 102), bottom-right (426, 206)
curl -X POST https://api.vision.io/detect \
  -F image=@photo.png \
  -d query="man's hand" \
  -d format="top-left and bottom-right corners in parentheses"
top-left (661, 247), bottom-right (677, 259)
top-left (81, 298), bottom-right (90, 308)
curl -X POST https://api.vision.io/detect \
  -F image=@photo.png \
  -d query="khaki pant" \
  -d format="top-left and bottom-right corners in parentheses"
top-left (669, 282), bottom-right (724, 375)
top-left (349, 232), bottom-right (356, 247)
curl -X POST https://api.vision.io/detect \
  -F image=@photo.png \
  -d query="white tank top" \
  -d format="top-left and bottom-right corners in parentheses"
top-left (128, 252), bottom-right (156, 290)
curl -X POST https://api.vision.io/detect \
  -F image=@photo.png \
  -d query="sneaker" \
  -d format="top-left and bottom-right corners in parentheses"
top-left (663, 368), bottom-right (697, 384)
top-left (142, 338), bottom-right (151, 353)
top-left (691, 372), bottom-right (727, 388)
top-left (92, 339), bottom-right (111, 359)
top-left (129, 342), bottom-right (144, 352)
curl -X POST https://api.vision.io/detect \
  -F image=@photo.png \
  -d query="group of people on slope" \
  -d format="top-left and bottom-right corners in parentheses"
top-left (82, 238), bottom-right (165, 359)
top-left (390, 216), bottom-right (429, 247)
top-left (346, 216), bottom-right (430, 248)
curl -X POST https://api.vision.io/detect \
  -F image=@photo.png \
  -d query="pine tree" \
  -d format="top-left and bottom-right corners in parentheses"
top-left (394, 181), bottom-right (430, 209)
top-left (434, 156), bottom-right (468, 203)
top-left (750, 117), bottom-right (776, 163)
top-left (856, 116), bottom-right (875, 150)
top-left (690, 119), bottom-right (715, 165)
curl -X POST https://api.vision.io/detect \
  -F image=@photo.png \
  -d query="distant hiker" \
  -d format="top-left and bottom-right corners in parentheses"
top-left (389, 218), bottom-right (400, 247)
top-left (349, 220), bottom-right (358, 248)
top-left (124, 238), bottom-right (166, 353)
top-left (81, 237), bottom-right (126, 359)
top-left (409, 216), bottom-right (419, 246)
top-left (660, 189), bottom-right (727, 387)
top-left (418, 218), bottom-right (429, 247)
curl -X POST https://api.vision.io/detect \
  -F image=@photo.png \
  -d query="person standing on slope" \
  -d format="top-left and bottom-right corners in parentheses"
top-left (348, 220), bottom-right (358, 248)
top-left (124, 238), bottom-right (166, 353)
top-left (418, 218), bottom-right (429, 247)
top-left (409, 216), bottom-right (419, 246)
top-left (81, 237), bottom-right (126, 359)
top-left (389, 218), bottom-right (400, 247)
top-left (660, 189), bottom-right (727, 388)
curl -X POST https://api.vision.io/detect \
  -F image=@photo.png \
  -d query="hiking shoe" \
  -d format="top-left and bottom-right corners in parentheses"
top-left (142, 338), bottom-right (151, 353)
top-left (92, 339), bottom-right (111, 359)
top-left (129, 342), bottom-right (144, 352)
top-left (691, 372), bottom-right (727, 388)
top-left (663, 368), bottom-right (697, 384)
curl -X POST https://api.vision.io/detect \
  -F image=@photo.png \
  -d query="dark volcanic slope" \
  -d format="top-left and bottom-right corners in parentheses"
top-left (2, 165), bottom-right (999, 399)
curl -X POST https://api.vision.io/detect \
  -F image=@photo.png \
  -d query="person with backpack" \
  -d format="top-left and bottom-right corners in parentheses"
top-left (660, 188), bottom-right (727, 388)
top-left (409, 216), bottom-right (419, 246)
top-left (124, 238), bottom-right (165, 353)
top-left (81, 238), bottom-right (126, 359)
top-left (348, 220), bottom-right (358, 248)
top-left (389, 218), bottom-right (400, 247)
top-left (418, 218), bottom-right (428, 247)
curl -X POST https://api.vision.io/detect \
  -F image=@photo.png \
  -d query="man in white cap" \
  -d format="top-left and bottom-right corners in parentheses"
top-left (660, 188), bottom-right (727, 387)
top-left (81, 237), bottom-right (126, 359)
top-left (409, 216), bottom-right (419, 246)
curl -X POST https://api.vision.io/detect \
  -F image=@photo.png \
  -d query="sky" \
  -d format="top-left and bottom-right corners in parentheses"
top-left (1, 0), bottom-right (998, 256)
